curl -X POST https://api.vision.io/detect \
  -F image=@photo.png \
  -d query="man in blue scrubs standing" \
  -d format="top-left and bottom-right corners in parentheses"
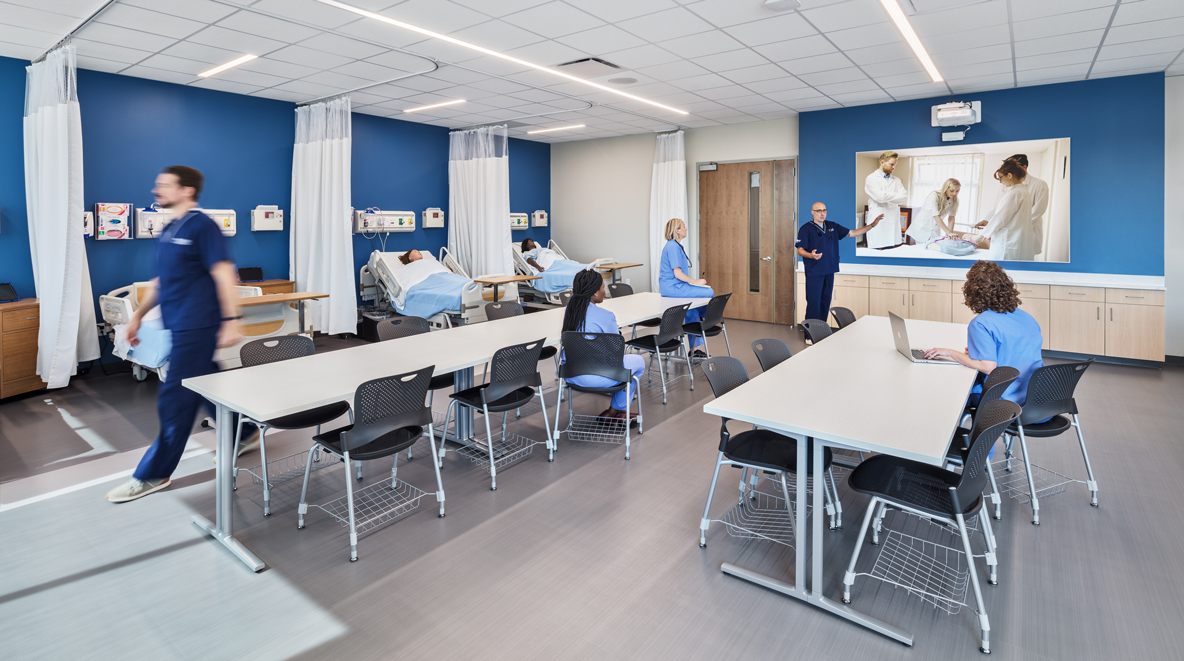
top-left (795, 202), bottom-right (881, 323)
top-left (107, 166), bottom-right (245, 503)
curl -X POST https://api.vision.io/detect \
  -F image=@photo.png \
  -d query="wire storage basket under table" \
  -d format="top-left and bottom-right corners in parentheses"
top-left (309, 477), bottom-right (428, 537)
top-left (991, 457), bottom-right (1074, 504)
top-left (563, 414), bottom-right (630, 444)
top-left (719, 488), bottom-right (797, 547)
top-left (853, 512), bottom-right (973, 615)
top-left (246, 447), bottom-right (341, 487)
top-left (452, 429), bottom-right (540, 472)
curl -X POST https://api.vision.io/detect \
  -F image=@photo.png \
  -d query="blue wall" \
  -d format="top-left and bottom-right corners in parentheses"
top-left (0, 54), bottom-right (550, 336)
top-left (799, 72), bottom-right (1165, 276)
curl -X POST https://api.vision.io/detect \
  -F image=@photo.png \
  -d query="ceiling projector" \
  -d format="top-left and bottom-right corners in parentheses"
top-left (931, 101), bottom-right (982, 127)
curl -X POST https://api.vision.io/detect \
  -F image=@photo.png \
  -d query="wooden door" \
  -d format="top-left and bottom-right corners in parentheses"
top-left (700, 159), bottom-right (795, 324)
top-left (1049, 299), bottom-right (1105, 354)
top-left (909, 290), bottom-right (952, 322)
top-left (1105, 303), bottom-right (1164, 360)
top-left (869, 287), bottom-right (908, 318)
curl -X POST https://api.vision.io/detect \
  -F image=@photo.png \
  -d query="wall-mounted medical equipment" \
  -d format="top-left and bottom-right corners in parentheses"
top-left (83, 211), bottom-right (92, 238)
top-left (196, 209), bottom-right (237, 236)
top-left (510, 213), bottom-right (529, 230)
top-left (531, 210), bottom-right (548, 227)
top-left (353, 208), bottom-right (415, 233)
top-left (95, 203), bottom-right (133, 240)
top-left (136, 205), bottom-right (174, 239)
top-left (423, 207), bottom-right (444, 228)
top-left (251, 205), bottom-right (284, 231)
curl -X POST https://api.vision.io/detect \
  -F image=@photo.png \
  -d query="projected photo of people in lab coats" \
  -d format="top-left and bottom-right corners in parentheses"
top-left (852, 138), bottom-right (1070, 263)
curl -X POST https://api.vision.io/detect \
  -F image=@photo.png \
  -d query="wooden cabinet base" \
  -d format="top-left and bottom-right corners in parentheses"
top-left (2, 375), bottom-right (46, 399)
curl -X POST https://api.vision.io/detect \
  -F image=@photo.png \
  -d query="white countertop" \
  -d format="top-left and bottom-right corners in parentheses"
top-left (704, 316), bottom-right (976, 466)
top-left (797, 260), bottom-right (1164, 290)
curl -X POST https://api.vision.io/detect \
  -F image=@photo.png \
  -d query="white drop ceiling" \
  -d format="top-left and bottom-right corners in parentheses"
top-left (1, 0), bottom-right (1182, 143)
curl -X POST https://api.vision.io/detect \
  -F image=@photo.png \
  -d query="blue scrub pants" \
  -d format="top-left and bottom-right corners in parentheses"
top-left (803, 274), bottom-right (834, 324)
top-left (661, 281), bottom-right (714, 349)
top-left (567, 355), bottom-right (646, 410)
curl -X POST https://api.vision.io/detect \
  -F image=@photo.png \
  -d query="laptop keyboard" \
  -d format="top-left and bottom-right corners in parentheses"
top-left (911, 349), bottom-right (928, 360)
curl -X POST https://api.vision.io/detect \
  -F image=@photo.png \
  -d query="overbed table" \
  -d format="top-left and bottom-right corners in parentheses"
top-left (184, 293), bottom-right (707, 571)
top-left (471, 274), bottom-right (539, 303)
top-left (702, 315), bottom-right (976, 645)
top-left (595, 262), bottom-right (644, 284)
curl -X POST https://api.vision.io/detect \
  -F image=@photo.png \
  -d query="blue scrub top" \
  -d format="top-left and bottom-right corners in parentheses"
top-left (659, 239), bottom-right (692, 292)
top-left (156, 210), bottom-right (229, 331)
top-left (795, 220), bottom-right (849, 276)
top-left (967, 309), bottom-right (1044, 406)
top-left (580, 302), bottom-right (619, 334)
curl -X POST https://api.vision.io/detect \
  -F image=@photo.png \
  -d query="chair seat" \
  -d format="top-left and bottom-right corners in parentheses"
top-left (683, 323), bottom-right (723, 337)
top-left (848, 455), bottom-right (982, 518)
top-left (724, 429), bottom-right (834, 475)
top-left (634, 318), bottom-right (661, 328)
top-left (450, 384), bottom-right (536, 413)
top-left (625, 335), bottom-right (683, 353)
top-left (1012, 414), bottom-right (1072, 437)
top-left (263, 401), bottom-right (351, 430)
top-left (539, 346), bottom-right (558, 360)
top-left (313, 425), bottom-right (423, 461)
top-left (429, 373), bottom-right (455, 391)
top-left (565, 380), bottom-right (628, 395)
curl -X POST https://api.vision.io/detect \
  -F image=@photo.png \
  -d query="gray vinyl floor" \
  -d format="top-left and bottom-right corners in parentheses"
top-left (1, 319), bottom-right (1182, 660)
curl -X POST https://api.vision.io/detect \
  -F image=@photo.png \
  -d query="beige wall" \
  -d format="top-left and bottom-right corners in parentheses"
top-left (551, 118), bottom-right (798, 292)
top-left (1165, 77), bottom-right (1184, 357)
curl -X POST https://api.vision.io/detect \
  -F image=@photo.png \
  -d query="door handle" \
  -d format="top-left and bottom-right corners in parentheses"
top-left (761, 256), bottom-right (771, 262)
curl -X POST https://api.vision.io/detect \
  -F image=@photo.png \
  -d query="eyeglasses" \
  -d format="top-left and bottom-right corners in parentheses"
top-left (812, 209), bottom-right (827, 213)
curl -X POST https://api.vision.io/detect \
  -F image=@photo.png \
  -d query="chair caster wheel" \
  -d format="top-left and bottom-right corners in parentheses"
top-left (350, 557), bottom-right (357, 563)
top-left (297, 524), bottom-right (304, 530)
top-left (264, 512), bottom-right (271, 517)
top-left (993, 515), bottom-right (1001, 520)
top-left (439, 513), bottom-right (445, 518)
top-left (491, 487), bottom-right (497, 491)
top-left (841, 598), bottom-right (851, 604)
top-left (989, 580), bottom-right (998, 586)
top-left (980, 647), bottom-right (990, 655)
top-left (548, 458), bottom-right (554, 462)
top-left (625, 456), bottom-right (630, 461)
top-left (1091, 502), bottom-right (1099, 507)
top-left (699, 543), bottom-right (706, 548)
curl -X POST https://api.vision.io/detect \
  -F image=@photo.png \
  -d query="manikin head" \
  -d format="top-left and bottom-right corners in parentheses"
top-left (398, 249), bottom-right (422, 265)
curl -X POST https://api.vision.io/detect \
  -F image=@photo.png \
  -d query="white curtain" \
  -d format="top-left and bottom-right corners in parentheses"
top-left (448, 125), bottom-right (511, 277)
top-left (290, 96), bottom-right (355, 335)
top-left (648, 131), bottom-right (687, 290)
top-left (23, 45), bottom-right (99, 388)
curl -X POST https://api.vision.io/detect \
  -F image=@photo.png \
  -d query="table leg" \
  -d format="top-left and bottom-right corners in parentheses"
top-left (454, 367), bottom-right (474, 442)
top-left (491, 283), bottom-right (500, 303)
top-left (191, 402), bottom-right (266, 572)
top-left (298, 301), bottom-right (305, 336)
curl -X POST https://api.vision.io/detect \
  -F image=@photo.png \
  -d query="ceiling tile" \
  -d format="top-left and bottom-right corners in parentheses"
top-left (73, 39), bottom-right (153, 65)
top-left (247, 0), bottom-right (361, 29)
top-left (721, 63), bottom-right (791, 84)
top-left (829, 89), bottom-right (892, 105)
top-left (695, 108), bottom-right (752, 120)
top-left (74, 23), bottom-right (177, 52)
top-left (872, 70), bottom-right (933, 88)
top-left (859, 58), bottom-right (923, 77)
top-left (75, 56), bottom-right (127, 74)
top-left (931, 43), bottom-right (1012, 69)
top-left (137, 54), bottom-right (210, 76)
top-left (1016, 63), bottom-right (1092, 83)
top-left (1098, 35), bottom-right (1184, 60)
top-left (0, 24), bottom-right (57, 50)
top-left (798, 67), bottom-right (868, 86)
top-left (119, 0), bottom-right (237, 23)
top-left (844, 41), bottom-right (914, 66)
top-left (882, 81), bottom-right (948, 98)
top-left (267, 44), bottom-right (353, 70)
top-left (660, 30), bottom-right (745, 58)
top-left (450, 0), bottom-right (550, 16)
top-left (946, 72), bottom-right (1014, 92)
top-left (684, 0), bottom-right (792, 29)
top-left (691, 48), bottom-right (767, 72)
top-left (187, 26), bottom-right (289, 56)
top-left (556, 25), bottom-right (647, 53)
top-left (240, 57), bottom-right (320, 80)
top-left (450, 20), bottom-right (547, 51)
top-left (619, 7), bottom-right (714, 42)
top-left (1090, 52), bottom-right (1178, 73)
top-left (910, 1), bottom-right (1010, 36)
top-left (377, 0), bottom-right (490, 35)
top-left (788, 98), bottom-right (841, 111)
top-left (1089, 65), bottom-right (1168, 80)
top-left (1113, 0), bottom-right (1184, 26)
top-left (215, 11), bottom-right (321, 43)
top-left (814, 79), bottom-right (880, 95)
top-left (271, 79), bottom-right (345, 96)
top-left (779, 52), bottom-right (852, 76)
top-left (346, 90), bottom-right (391, 105)
top-left (1014, 48), bottom-right (1095, 71)
top-left (598, 43), bottom-right (682, 69)
top-left (502, 2), bottom-right (605, 39)
top-left (918, 25), bottom-right (1011, 55)
top-left (392, 75), bottom-right (459, 93)
top-left (3, 2), bottom-right (89, 34)
top-left (1013, 30), bottom-right (1105, 58)
top-left (333, 16), bottom-right (428, 49)
top-left (638, 59), bottom-right (710, 81)
top-left (504, 39), bottom-right (588, 66)
top-left (827, 22), bottom-right (903, 51)
top-left (695, 87), bottom-right (761, 102)
top-left (724, 13), bottom-right (816, 47)
top-left (506, 68), bottom-right (567, 87)
top-left (1010, 0), bottom-right (1114, 22)
top-left (939, 59), bottom-right (1014, 80)
top-left (190, 77), bottom-right (263, 96)
top-left (426, 65), bottom-right (491, 85)
top-left (297, 33), bottom-right (388, 61)
top-left (333, 60), bottom-right (410, 83)
top-left (160, 41), bottom-right (244, 65)
top-left (1012, 7), bottom-right (1114, 42)
top-left (667, 72), bottom-right (733, 91)
top-left (1106, 16), bottom-right (1184, 45)
top-left (763, 87), bottom-right (827, 103)
top-left (743, 75), bottom-right (810, 94)
top-left (120, 65), bottom-right (197, 85)
top-left (754, 35), bottom-right (837, 62)
top-left (565, 0), bottom-right (678, 23)
top-left (799, 0), bottom-right (889, 33)
top-left (366, 50), bottom-right (440, 73)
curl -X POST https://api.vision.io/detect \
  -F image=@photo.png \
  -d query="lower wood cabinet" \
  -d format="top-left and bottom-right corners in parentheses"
top-left (1105, 303), bottom-right (1165, 361)
top-left (1049, 299), bottom-right (1106, 355)
top-left (869, 287), bottom-right (908, 319)
top-left (908, 290), bottom-right (951, 322)
top-left (831, 285), bottom-right (869, 320)
top-left (1, 299), bottom-right (46, 399)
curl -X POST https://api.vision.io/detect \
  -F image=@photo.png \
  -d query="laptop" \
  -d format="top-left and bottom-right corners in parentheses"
top-left (889, 312), bottom-right (956, 364)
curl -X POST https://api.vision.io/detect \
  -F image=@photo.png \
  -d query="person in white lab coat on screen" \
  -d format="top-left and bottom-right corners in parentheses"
top-left (1007, 153), bottom-right (1049, 256)
top-left (974, 159), bottom-right (1034, 261)
top-left (864, 150), bottom-right (908, 249)
top-left (905, 177), bottom-right (960, 244)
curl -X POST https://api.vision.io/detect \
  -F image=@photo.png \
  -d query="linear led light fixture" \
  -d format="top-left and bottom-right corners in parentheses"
top-left (404, 99), bottom-right (465, 113)
top-left (527, 124), bottom-right (585, 134)
top-left (877, 0), bottom-right (943, 83)
top-left (198, 54), bottom-right (257, 78)
top-left (316, 0), bottom-right (688, 115)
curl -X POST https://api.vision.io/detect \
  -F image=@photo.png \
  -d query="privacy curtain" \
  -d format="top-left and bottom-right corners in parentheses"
top-left (648, 131), bottom-right (687, 290)
top-left (24, 45), bottom-right (99, 388)
top-left (290, 96), bottom-right (355, 335)
top-left (448, 125), bottom-right (512, 277)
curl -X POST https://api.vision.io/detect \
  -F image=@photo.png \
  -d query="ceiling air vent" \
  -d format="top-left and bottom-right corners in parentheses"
top-left (555, 57), bottom-right (622, 78)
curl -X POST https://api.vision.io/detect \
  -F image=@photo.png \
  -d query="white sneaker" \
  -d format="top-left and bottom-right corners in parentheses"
top-left (106, 477), bottom-right (171, 503)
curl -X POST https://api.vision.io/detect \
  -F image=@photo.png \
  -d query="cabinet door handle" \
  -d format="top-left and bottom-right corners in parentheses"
top-left (1097, 307), bottom-right (1100, 320)
top-left (1110, 307), bottom-right (1113, 321)
top-left (911, 294), bottom-right (915, 306)
top-left (1069, 292), bottom-right (1086, 296)
top-left (26, 316), bottom-right (39, 320)
top-left (1125, 295), bottom-right (1144, 299)
top-left (922, 284), bottom-right (937, 287)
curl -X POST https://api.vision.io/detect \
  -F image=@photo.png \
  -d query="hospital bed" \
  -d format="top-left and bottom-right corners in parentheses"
top-left (99, 282), bottom-right (308, 380)
top-left (358, 248), bottom-right (516, 330)
top-left (511, 239), bottom-right (615, 306)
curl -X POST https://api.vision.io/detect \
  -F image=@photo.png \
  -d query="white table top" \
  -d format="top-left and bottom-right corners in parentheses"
top-left (184, 293), bottom-right (707, 422)
top-left (703, 316), bottom-right (977, 467)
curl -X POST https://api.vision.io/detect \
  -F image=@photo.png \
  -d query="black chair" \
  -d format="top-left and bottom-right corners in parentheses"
top-left (830, 307), bottom-right (856, 330)
top-left (698, 357), bottom-right (841, 547)
top-left (484, 301), bottom-right (559, 381)
top-left (682, 293), bottom-right (732, 358)
top-left (233, 336), bottom-right (352, 516)
top-left (801, 318), bottom-right (832, 344)
top-left (944, 366), bottom-right (1019, 521)
top-left (297, 366), bottom-right (445, 562)
top-left (841, 400), bottom-right (1018, 654)
top-left (376, 316), bottom-right (456, 460)
top-left (751, 338), bottom-right (792, 372)
top-left (1003, 359), bottom-right (1098, 525)
top-left (625, 303), bottom-right (692, 405)
top-left (553, 332), bottom-right (643, 459)
top-left (608, 282), bottom-right (661, 338)
top-left (440, 338), bottom-right (555, 490)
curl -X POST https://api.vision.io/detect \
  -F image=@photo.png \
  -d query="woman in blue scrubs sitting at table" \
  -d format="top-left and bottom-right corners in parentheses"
top-left (659, 217), bottom-right (713, 358)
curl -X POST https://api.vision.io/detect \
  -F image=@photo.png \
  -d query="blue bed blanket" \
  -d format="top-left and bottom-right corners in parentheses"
top-left (396, 271), bottom-right (467, 318)
top-left (534, 259), bottom-right (589, 293)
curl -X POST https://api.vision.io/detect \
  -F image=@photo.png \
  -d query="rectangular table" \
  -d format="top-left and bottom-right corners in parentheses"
top-left (702, 315), bottom-right (976, 645)
top-left (239, 291), bottom-right (328, 336)
top-left (184, 293), bottom-right (707, 571)
top-left (595, 262), bottom-right (643, 284)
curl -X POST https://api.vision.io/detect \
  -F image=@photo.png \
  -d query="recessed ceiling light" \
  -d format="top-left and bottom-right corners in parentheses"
top-left (315, 0), bottom-right (688, 115)
top-left (198, 54), bottom-right (257, 78)
top-left (878, 0), bottom-right (943, 83)
top-left (404, 99), bottom-right (465, 113)
top-left (527, 125), bottom-right (585, 134)
top-left (607, 77), bottom-right (637, 85)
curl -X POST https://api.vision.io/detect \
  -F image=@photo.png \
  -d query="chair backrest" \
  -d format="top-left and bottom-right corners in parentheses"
top-left (831, 307), bottom-right (856, 329)
top-left (376, 316), bottom-right (430, 341)
top-left (701, 356), bottom-right (750, 399)
top-left (656, 303), bottom-right (691, 345)
top-left (484, 338), bottom-right (546, 403)
top-left (559, 332), bottom-right (630, 382)
top-left (559, 290), bottom-right (573, 306)
top-left (607, 282), bottom-right (634, 298)
top-left (342, 365), bottom-right (435, 452)
top-left (699, 293), bottom-right (731, 329)
top-left (751, 338), bottom-right (792, 372)
top-left (978, 366), bottom-right (1020, 412)
top-left (952, 399), bottom-right (1021, 512)
top-left (801, 319), bottom-right (832, 344)
top-left (1020, 358), bottom-right (1092, 424)
top-left (485, 301), bottom-right (524, 321)
top-left (240, 335), bottom-right (314, 368)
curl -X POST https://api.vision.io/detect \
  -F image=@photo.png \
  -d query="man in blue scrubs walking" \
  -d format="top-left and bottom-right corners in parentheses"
top-left (795, 202), bottom-right (881, 323)
top-left (107, 166), bottom-right (245, 503)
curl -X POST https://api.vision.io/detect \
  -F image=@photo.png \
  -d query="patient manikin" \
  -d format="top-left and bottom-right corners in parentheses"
top-left (399, 249), bottom-right (423, 265)
top-left (521, 238), bottom-right (557, 273)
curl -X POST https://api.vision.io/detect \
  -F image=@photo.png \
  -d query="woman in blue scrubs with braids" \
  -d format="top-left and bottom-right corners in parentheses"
top-left (658, 218), bottom-right (713, 357)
